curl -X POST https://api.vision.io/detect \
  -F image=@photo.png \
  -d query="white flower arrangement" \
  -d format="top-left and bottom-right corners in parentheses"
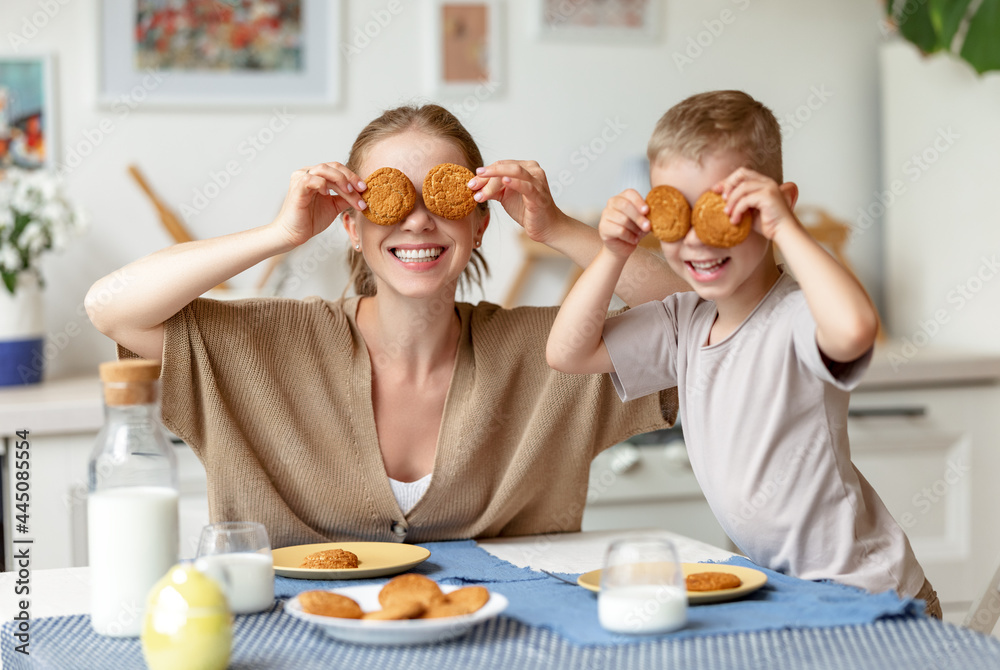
top-left (0, 168), bottom-right (87, 295)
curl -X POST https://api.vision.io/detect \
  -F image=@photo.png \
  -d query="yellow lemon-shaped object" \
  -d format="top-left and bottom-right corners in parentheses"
top-left (141, 563), bottom-right (232, 670)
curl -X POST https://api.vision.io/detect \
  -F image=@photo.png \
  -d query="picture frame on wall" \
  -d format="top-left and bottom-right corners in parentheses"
top-left (0, 55), bottom-right (56, 171)
top-left (99, 0), bottom-right (342, 109)
top-left (426, 0), bottom-right (504, 98)
top-left (535, 0), bottom-right (660, 42)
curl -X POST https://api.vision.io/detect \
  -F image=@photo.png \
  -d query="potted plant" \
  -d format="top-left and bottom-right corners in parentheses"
top-left (0, 168), bottom-right (86, 385)
top-left (885, 0), bottom-right (1000, 74)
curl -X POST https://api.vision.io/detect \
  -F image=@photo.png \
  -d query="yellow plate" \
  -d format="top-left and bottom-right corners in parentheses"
top-left (577, 563), bottom-right (768, 604)
top-left (272, 542), bottom-right (431, 580)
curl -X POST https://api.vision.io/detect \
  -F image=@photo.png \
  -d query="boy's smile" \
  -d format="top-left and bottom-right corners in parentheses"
top-left (649, 150), bottom-right (777, 312)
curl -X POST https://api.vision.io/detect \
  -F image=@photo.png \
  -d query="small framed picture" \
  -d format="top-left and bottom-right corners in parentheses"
top-left (98, 0), bottom-right (342, 109)
top-left (426, 0), bottom-right (504, 98)
top-left (536, 0), bottom-right (661, 42)
top-left (0, 55), bottom-right (56, 171)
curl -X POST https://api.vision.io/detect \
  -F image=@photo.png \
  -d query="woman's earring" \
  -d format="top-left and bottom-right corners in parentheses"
top-left (355, 244), bottom-right (360, 250)
top-left (474, 240), bottom-right (481, 248)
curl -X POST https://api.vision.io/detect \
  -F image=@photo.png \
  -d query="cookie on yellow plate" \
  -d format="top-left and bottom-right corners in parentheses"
top-left (685, 571), bottom-right (742, 592)
top-left (361, 167), bottom-right (416, 225)
top-left (692, 191), bottom-right (752, 248)
top-left (646, 185), bottom-right (691, 242)
top-left (423, 163), bottom-right (478, 220)
top-left (299, 548), bottom-right (359, 570)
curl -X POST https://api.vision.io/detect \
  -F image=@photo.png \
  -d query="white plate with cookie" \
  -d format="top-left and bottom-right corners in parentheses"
top-left (284, 582), bottom-right (508, 645)
top-left (272, 542), bottom-right (431, 580)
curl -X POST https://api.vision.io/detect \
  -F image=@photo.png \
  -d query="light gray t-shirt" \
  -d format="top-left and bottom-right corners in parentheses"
top-left (603, 272), bottom-right (925, 597)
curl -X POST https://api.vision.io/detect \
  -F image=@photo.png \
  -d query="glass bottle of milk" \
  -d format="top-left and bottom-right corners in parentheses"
top-left (87, 360), bottom-right (179, 637)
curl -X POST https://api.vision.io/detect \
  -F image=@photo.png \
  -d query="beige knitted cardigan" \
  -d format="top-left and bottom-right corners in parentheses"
top-left (122, 296), bottom-right (677, 549)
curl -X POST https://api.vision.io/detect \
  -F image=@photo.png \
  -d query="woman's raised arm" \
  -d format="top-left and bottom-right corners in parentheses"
top-left (85, 163), bottom-right (365, 360)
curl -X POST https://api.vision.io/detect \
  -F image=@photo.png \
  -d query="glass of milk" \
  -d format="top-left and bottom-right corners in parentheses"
top-left (194, 522), bottom-right (274, 614)
top-left (598, 535), bottom-right (687, 634)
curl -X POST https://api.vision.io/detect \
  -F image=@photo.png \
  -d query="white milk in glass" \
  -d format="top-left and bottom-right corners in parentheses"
top-left (195, 552), bottom-right (274, 614)
top-left (598, 584), bottom-right (687, 634)
top-left (88, 486), bottom-right (179, 636)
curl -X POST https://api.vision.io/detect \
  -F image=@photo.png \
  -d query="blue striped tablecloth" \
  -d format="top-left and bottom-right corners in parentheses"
top-left (3, 607), bottom-right (999, 670)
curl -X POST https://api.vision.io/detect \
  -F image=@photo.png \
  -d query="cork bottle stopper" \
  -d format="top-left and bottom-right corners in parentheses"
top-left (99, 360), bottom-right (161, 406)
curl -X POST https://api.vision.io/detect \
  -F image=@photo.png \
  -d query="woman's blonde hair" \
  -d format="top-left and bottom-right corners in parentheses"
top-left (647, 90), bottom-right (783, 183)
top-left (344, 104), bottom-right (489, 297)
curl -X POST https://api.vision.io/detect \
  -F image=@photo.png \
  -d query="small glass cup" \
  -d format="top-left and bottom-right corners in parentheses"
top-left (598, 534), bottom-right (687, 634)
top-left (194, 521), bottom-right (274, 615)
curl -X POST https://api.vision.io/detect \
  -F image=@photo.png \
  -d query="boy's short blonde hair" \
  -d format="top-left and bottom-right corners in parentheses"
top-left (647, 90), bottom-right (783, 183)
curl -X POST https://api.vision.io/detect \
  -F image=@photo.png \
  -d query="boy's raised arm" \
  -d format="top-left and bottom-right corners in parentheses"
top-left (546, 189), bottom-right (652, 374)
top-left (719, 168), bottom-right (878, 362)
top-left (473, 160), bottom-right (689, 307)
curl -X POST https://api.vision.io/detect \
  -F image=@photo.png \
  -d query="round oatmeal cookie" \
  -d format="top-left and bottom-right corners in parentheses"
top-left (445, 586), bottom-right (490, 614)
top-left (378, 573), bottom-right (444, 609)
top-left (685, 571), bottom-right (742, 592)
top-left (361, 167), bottom-right (416, 225)
top-left (691, 191), bottom-right (752, 248)
top-left (299, 548), bottom-right (359, 570)
top-left (422, 163), bottom-right (477, 220)
top-left (298, 590), bottom-right (363, 618)
top-left (361, 601), bottom-right (425, 620)
top-left (646, 185), bottom-right (691, 242)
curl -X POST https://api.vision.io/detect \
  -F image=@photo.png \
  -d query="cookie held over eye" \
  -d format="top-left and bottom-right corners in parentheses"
top-left (685, 571), bottom-right (742, 592)
top-left (361, 167), bottom-right (417, 225)
top-left (646, 185), bottom-right (691, 242)
top-left (692, 191), bottom-right (752, 248)
top-left (423, 163), bottom-right (478, 220)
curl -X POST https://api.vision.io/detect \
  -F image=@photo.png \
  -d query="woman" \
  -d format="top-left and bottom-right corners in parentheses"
top-left (86, 105), bottom-right (685, 548)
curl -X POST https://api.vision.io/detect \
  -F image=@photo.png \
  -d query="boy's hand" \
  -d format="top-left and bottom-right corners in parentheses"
top-left (599, 189), bottom-right (651, 259)
top-left (716, 167), bottom-right (798, 240)
top-left (470, 160), bottom-right (562, 243)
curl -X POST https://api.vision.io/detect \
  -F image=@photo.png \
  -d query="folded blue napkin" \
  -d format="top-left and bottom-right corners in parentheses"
top-left (494, 555), bottom-right (924, 646)
top-left (275, 541), bottom-right (923, 646)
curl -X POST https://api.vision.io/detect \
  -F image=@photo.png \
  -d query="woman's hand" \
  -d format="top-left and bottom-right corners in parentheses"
top-left (272, 162), bottom-right (368, 248)
top-left (598, 189), bottom-right (650, 260)
top-left (469, 160), bottom-right (563, 243)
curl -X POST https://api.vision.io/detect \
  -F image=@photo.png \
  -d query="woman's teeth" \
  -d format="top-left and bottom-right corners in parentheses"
top-left (393, 247), bottom-right (443, 262)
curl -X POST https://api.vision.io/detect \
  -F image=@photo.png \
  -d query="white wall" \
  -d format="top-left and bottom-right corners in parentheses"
top-left (1, 0), bottom-right (888, 379)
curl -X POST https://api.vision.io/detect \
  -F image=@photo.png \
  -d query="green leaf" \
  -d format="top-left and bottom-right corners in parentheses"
top-left (892, 0), bottom-right (946, 53)
top-left (1, 270), bottom-right (16, 295)
top-left (960, 0), bottom-right (1000, 73)
top-left (929, 0), bottom-right (974, 49)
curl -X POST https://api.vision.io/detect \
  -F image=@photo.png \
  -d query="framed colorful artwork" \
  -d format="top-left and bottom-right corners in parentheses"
top-left (535, 0), bottom-right (660, 42)
top-left (0, 55), bottom-right (56, 171)
top-left (98, 0), bottom-right (342, 108)
top-left (426, 0), bottom-right (504, 98)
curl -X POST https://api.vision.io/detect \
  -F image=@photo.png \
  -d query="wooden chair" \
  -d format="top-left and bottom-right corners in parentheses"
top-left (964, 563), bottom-right (1000, 635)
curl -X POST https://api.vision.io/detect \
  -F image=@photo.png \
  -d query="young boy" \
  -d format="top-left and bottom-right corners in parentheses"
top-left (546, 90), bottom-right (940, 616)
